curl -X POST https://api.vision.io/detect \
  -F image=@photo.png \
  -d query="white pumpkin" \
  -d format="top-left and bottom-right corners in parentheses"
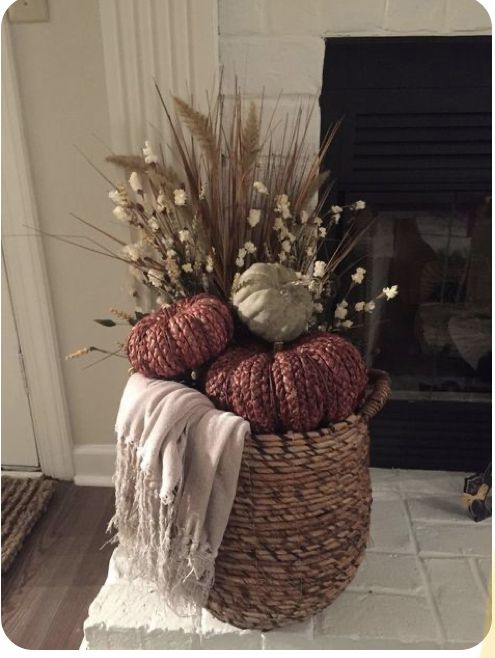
top-left (232, 262), bottom-right (313, 342)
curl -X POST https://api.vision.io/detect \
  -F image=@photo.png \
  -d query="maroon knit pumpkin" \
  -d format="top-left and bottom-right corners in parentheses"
top-left (204, 332), bottom-right (368, 433)
top-left (127, 293), bottom-right (233, 379)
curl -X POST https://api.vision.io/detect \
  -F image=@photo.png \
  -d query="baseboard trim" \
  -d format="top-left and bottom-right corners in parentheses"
top-left (1, 469), bottom-right (43, 479)
top-left (73, 444), bottom-right (116, 487)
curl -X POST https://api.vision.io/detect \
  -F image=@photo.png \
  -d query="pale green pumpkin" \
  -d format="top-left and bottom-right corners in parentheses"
top-left (231, 262), bottom-right (313, 343)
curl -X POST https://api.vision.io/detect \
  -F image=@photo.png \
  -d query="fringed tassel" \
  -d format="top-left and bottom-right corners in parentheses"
top-left (110, 436), bottom-right (216, 617)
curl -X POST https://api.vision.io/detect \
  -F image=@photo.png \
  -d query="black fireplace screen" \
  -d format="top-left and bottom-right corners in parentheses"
top-left (321, 36), bottom-right (491, 470)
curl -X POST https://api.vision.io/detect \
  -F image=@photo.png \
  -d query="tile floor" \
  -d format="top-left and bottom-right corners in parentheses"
top-left (83, 468), bottom-right (492, 650)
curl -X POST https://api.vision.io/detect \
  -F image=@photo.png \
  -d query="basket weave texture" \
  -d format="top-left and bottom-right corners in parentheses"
top-left (207, 369), bottom-right (391, 631)
top-left (127, 293), bottom-right (233, 379)
top-left (205, 332), bottom-right (368, 433)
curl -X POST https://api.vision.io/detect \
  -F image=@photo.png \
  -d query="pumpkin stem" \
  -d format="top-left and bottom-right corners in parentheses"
top-left (273, 341), bottom-right (284, 353)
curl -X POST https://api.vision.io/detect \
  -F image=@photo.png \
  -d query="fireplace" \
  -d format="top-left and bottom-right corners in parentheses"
top-left (320, 36), bottom-right (491, 471)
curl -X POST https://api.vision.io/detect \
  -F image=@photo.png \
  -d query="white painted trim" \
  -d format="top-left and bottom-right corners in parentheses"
top-left (73, 444), bottom-right (116, 487)
top-left (1, 470), bottom-right (43, 480)
top-left (1, 23), bottom-right (74, 480)
top-left (98, 0), bottom-right (219, 153)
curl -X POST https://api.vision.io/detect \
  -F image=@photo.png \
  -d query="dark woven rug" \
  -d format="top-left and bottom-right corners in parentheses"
top-left (1, 476), bottom-right (56, 573)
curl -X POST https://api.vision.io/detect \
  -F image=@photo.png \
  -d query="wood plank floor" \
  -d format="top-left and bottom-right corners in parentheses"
top-left (2, 481), bottom-right (115, 650)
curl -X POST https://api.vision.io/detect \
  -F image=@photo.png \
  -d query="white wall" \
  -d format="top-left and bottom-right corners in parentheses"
top-left (8, 0), bottom-right (130, 449)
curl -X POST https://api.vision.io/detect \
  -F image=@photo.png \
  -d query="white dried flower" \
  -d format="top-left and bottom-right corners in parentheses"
top-left (318, 227), bottom-right (327, 238)
top-left (313, 302), bottom-right (323, 313)
top-left (334, 300), bottom-right (348, 320)
top-left (129, 171), bottom-right (143, 194)
top-left (300, 210), bottom-right (309, 224)
top-left (165, 255), bottom-right (180, 281)
top-left (182, 263), bottom-right (193, 273)
top-left (275, 194), bottom-right (291, 219)
top-left (244, 241), bottom-right (256, 254)
top-left (313, 261), bottom-right (326, 278)
top-left (237, 247), bottom-right (247, 259)
top-left (287, 232), bottom-right (296, 243)
top-left (354, 200), bottom-right (366, 210)
top-left (142, 140), bottom-right (158, 165)
top-left (178, 229), bottom-right (190, 243)
top-left (309, 279), bottom-right (322, 294)
top-left (342, 319), bottom-right (354, 328)
top-left (281, 239), bottom-right (291, 253)
top-left (108, 187), bottom-right (128, 205)
top-left (166, 248), bottom-right (177, 258)
top-left (122, 243), bottom-right (142, 262)
top-left (235, 257), bottom-right (245, 268)
top-left (174, 189), bottom-right (187, 206)
top-left (112, 206), bottom-right (132, 223)
top-left (248, 208), bottom-right (261, 227)
top-left (147, 268), bottom-right (164, 287)
top-left (314, 217), bottom-right (322, 226)
top-left (278, 251), bottom-right (287, 263)
top-left (364, 301), bottom-right (376, 312)
top-left (331, 205), bottom-right (343, 214)
top-left (205, 254), bottom-right (214, 273)
top-left (333, 213), bottom-right (341, 224)
top-left (148, 217), bottom-right (159, 231)
top-left (355, 301), bottom-right (366, 312)
top-left (306, 247), bottom-right (316, 257)
top-left (273, 216), bottom-right (285, 232)
top-left (383, 285), bottom-right (399, 300)
top-left (253, 181), bottom-right (269, 194)
top-left (351, 267), bottom-right (366, 284)
top-left (199, 184), bottom-right (206, 200)
top-left (156, 190), bottom-right (167, 213)
top-left (122, 242), bottom-right (143, 261)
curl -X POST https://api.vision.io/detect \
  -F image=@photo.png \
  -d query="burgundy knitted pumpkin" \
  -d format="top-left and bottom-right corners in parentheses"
top-left (204, 332), bottom-right (368, 433)
top-left (127, 293), bottom-right (233, 379)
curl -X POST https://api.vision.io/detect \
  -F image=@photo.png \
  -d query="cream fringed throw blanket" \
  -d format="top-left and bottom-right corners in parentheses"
top-left (110, 373), bottom-right (250, 616)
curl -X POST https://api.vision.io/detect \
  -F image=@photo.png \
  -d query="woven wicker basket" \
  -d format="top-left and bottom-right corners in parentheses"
top-left (207, 369), bottom-right (391, 631)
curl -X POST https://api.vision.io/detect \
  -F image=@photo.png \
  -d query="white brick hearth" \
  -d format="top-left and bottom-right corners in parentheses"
top-left (82, 468), bottom-right (492, 650)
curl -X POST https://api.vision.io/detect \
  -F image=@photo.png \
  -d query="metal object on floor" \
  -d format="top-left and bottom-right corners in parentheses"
top-left (463, 464), bottom-right (492, 522)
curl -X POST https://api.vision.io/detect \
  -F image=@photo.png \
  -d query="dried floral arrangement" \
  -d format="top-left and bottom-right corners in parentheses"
top-left (65, 85), bottom-right (397, 368)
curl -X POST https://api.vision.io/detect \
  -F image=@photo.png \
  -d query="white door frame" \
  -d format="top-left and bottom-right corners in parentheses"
top-left (2, 21), bottom-right (74, 480)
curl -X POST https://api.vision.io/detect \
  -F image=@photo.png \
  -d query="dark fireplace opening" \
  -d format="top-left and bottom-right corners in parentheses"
top-left (320, 36), bottom-right (491, 471)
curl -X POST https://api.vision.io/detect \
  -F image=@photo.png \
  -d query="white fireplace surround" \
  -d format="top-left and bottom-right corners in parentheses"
top-left (218, 0), bottom-right (491, 159)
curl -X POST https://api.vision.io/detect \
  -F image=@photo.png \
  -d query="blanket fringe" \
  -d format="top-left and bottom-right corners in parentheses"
top-left (110, 439), bottom-right (216, 617)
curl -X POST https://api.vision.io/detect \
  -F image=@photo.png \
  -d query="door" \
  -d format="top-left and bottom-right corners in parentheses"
top-left (1, 252), bottom-right (39, 470)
